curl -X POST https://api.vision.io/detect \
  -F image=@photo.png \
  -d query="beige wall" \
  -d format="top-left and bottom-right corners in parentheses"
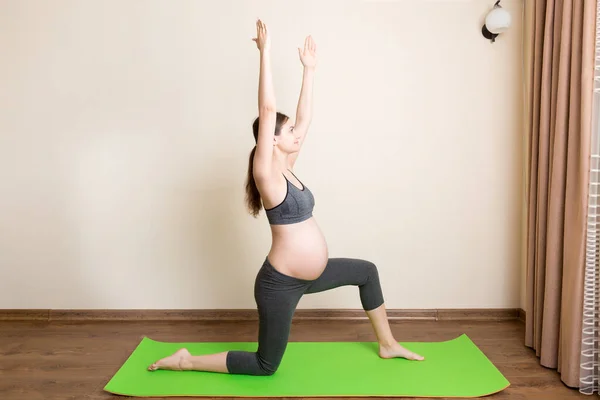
top-left (0, 0), bottom-right (525, 310)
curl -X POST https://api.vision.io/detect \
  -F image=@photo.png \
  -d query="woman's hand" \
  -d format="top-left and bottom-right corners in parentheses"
top-left (252, 19), bottom-right (271, 52)
top-left (298, 35), bottom-right (317, 68)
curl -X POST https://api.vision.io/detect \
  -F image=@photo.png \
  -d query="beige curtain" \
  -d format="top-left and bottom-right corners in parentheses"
top-left (524, 0), bottom-right (596, 389)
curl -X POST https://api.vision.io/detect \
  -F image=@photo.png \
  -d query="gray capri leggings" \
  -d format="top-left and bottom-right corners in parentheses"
top-left (225, 256), bottom-right (385, 376)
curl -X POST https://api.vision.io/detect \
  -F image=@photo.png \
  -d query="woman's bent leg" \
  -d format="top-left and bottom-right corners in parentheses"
top-left (226, 258), bottom-right (307, 375)
top-left (149, 258), bottom-right (307, 375)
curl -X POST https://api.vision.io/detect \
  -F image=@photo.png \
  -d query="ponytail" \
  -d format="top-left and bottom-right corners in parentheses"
top-left (245, 145), bottom-right (262, 216)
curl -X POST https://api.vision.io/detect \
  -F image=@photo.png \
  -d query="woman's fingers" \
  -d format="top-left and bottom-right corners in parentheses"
top-left (257, 19), bottom-right (264, 35)
top-left (302, 35), bottom-right (316, 53)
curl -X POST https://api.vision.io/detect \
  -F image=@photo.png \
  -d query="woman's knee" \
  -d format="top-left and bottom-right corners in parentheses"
top-left (226, 350), bottom-right (281, 376)
top-left (258, 365), bottom-right (278, 376)
top-left (358, 260), bottom-right (384, 311)
top-left (362, 260), bottom-right (379, 280)
top-left (256, 353), bottom-right (281, 376)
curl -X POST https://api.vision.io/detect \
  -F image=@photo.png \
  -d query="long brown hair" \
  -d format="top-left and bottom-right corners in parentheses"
top-left (245, 112), bottom-right (289, 217)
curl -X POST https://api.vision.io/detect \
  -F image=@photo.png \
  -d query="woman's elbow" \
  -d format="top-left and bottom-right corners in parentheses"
top-left (259, 105), bottom-right (276, 115)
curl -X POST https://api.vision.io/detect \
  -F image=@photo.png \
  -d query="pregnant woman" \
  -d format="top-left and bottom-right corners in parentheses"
top-left (148, 19), bottom-right (424, 376)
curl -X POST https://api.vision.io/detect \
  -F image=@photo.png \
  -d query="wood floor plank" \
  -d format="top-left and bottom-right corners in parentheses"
top-left (0, 319), bottom-right (589, 399)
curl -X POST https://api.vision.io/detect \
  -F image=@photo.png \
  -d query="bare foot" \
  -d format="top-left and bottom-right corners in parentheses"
top-left (148, 348), bottom-right (192, 371)
top-left (379, 343), bottom-right (424, 361)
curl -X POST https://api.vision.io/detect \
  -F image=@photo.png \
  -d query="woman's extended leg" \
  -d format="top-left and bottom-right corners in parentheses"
top-left (148, 257), bottom-right (307, 374)
top-left (305, 258), bottom-right (424, 361)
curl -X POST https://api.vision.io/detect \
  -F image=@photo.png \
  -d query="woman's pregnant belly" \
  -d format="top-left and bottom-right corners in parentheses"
top-left (267, 217), bottom-right (329, 280)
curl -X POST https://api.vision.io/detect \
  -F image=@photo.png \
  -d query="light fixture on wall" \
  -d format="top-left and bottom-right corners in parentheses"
top-left (482, 0), bottom-right (512, 43)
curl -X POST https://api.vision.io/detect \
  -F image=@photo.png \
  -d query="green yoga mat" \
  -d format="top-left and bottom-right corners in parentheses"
top-left (104, 334), bottom-right (509, 398)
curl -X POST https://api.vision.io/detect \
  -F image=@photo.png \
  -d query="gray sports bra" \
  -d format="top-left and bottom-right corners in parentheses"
top-left (265, 170), bottom-right (315, 225)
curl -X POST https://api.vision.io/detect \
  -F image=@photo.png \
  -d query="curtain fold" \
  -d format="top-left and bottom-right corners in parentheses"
top-left (524, 0), bottom-right (595, 389)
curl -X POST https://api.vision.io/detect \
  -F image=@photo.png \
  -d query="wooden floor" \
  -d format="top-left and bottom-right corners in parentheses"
top-left (0, 318), bottom-right (589, 399)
